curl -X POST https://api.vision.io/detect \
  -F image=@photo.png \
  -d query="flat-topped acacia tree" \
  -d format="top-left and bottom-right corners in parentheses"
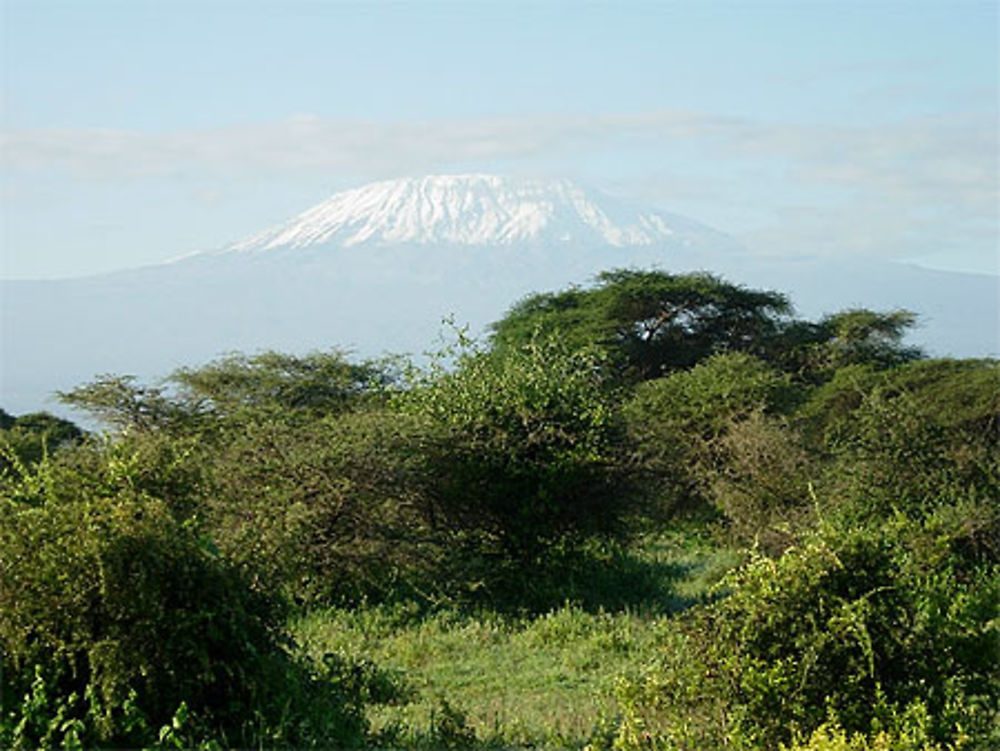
top-left (491, 269), bottom-right (922, 382)
top-left (491, 269), bottom-right (793, 382)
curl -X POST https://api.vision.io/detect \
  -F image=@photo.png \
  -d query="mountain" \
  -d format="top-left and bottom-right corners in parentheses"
top-left (2, 174), bottom-right (997, 417)
top-left (223, 174), bottom-right (729, 252)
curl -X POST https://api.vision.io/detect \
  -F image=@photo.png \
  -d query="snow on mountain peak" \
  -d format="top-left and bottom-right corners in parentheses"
top-left (225, 174), bottom-right (712, 253)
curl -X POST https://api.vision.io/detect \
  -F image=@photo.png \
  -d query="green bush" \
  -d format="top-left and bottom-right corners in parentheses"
top-left (0, 410), bottom-right (83, 474)
top-left (399, 335), bottom-right (631, 562)
top-left (820, 360), bottom-right (999, 521)
top-left (624, 352), bottom-right (802, 518)
top-left (0, 445), bottom-right (369, 748)
top-left (706, 411), bottom-right (817, 551)
top-left (780, 720), bottom-right (944, 751)
top-left (608, 516), bottom-right (1000, 750)
top-left (625, 352), bottom-right (801, 438)
top-left (205, 408), bottom-right (441, 605)
top-left (797, 359), bottom-right (997, 451)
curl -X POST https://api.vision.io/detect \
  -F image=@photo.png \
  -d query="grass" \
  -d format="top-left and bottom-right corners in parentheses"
top-left (292, 530), bottom-right (742, 748)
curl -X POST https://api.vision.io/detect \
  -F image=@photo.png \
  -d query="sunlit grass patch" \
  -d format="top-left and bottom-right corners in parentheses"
top-left (293, 531), bottom-right (741, 748)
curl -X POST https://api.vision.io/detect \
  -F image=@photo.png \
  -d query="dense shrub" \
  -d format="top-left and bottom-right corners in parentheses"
top-left (606, 514), bottom-right (1000, 750)
top-left (626, 352), bottom-right (801, 438)
top-left (623, 352), bottom-right (803, 518)
top-left (58, 339), bottom-right (637, 606)
top-left (0, 410), bottom-right (83, 474)
top-left (0, 445), bottom-right (370, 748)
top-left (205, 408), bottom-right (441, 605)
top-left (706, 411), bottom-right (817, 551)
top-left (797, 359), bottom-right (997, 452)
top-left (818, 360), bottom-right (999, 521)
top-left (398, 335), bottom-right (631, 561)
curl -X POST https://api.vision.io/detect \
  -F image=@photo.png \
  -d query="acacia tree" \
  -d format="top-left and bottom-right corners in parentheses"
top-left (770, 308), bottom-right (922, 377)
top-left (170, 350), bottom-right (393, 421)
top-left (60, 350), bottom-right (392, 434)
top-left (491, 269), bottom-right (793, 381)
top-left (492, 269), bottom-right (924, 383)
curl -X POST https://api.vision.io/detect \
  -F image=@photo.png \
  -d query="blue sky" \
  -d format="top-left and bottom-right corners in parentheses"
top-left (2, 0), bottom-right (997, 278)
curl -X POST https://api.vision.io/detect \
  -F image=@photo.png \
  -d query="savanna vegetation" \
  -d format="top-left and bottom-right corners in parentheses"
top-left (1, 269), bottom-right (996, 750)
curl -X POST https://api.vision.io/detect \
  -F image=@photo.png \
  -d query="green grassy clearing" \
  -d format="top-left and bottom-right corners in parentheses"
top-left (293, 532), bottom-right (742, 748)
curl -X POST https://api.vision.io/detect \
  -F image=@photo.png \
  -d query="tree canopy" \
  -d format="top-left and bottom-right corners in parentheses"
top-left (491, 269), bottom-right (793, 381)
top-left (59, 350), bottom-right (393, 434)
top-left (491, 269), bottom-right (922, 382)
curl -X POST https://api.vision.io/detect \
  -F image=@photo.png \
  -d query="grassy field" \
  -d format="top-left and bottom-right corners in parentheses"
top-left (294, 530), bottom-right (743, 748)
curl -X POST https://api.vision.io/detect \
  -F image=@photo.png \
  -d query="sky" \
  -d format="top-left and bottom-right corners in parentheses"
top-left (2, 0), bottom-right (998, 279)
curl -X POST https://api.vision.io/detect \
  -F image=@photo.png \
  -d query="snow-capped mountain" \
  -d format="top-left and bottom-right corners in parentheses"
top-left (222, 174), bottom-right (724, 254)
top-left (2, 174), bottom-right (997, 419)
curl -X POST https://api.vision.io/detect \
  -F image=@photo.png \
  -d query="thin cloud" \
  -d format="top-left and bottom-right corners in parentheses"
top-left (0, 111), bottom-right (750, 179)
top-left (5, 110), bottom-right (994, 206)
top-left (3, 110), bottom-right (996, 269)
top-left (5, 110), bottom-right (993, 189)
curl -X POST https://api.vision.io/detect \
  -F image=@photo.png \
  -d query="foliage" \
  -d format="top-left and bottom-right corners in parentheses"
top-left (623, 352), bottom-right (803, 518)
top-left (0, 410), bottom-right (83, 473)
top-left (58, 375), bottom-right (191, 433)
top-left (491, 269), bottom-right (793, 381)
top-left (706, 411), bottom-right (817, 551)
top-left (0, 445), bottom-right (370, 749)
top-left (774, 309), bottom-right (922, 378)
top-left (60, 350), bottom-right (394, 434)
top-left (170, 349), bottom-right (394, 422)
top-left (797, 359), bottom-right (997, 449)
top-left (817, 359), bottom-right (1000, 521)
top-left (813, 309), bottom-right (921, 369)
top-left (204, 408), bottom-right (440, 605)
top-left (397, 334), bottom-right (631, 561)
top-left (625, 351), bottom-right (801, 438)
top-left (28, 430), bottom-right (213, 523)
top-left (607, 514), bottom-right (1000, 750)
top-left (780, 721), bottom-right (949, 751)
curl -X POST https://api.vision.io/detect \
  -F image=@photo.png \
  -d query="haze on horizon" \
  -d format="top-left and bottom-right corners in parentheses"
top-left (2, 0), bottom-right (997, 283)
